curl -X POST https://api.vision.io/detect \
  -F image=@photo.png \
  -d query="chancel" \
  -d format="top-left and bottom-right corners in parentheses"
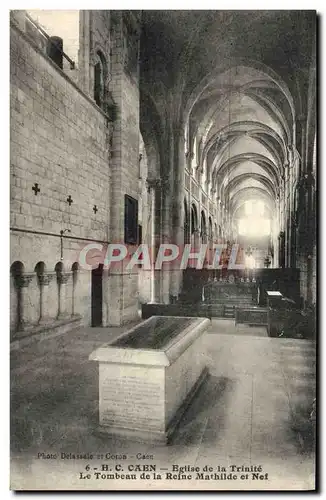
top-left (10, 9), bottom-right (316, 491)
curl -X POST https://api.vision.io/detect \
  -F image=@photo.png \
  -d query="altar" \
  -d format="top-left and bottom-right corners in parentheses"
top-left (89, 316), bottom-right (210, 444)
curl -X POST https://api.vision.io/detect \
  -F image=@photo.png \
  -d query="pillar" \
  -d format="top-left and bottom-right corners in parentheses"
top-left (170, 128), bottom-right (185, 299)
top-left (37, 273), bottom-right (54, 324)
top-left (107, 11), bottom-right (141, 324)
top-left (12, 274), bottom-right (33, 335)
top-left (160, 176), bottom-right (171, 304)
top-left (146, 177), bottom-right (161, 303)
top-left (78, 10), bottom-right (91, 94)
top-left (56, 272), bottom-right (70, 319)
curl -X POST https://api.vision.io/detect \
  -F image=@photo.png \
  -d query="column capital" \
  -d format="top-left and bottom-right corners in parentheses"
top-left (38, 273), bottom-right (54, 286)
top-left (146, 177), bottom-right (161, 193)
top-left (15, 274), bottom-right (33, 289)
top-left (57, 273), bottom-right (70, 285)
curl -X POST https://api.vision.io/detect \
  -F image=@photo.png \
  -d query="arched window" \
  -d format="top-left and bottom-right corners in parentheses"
top-left (94, 51), bottom-right (107, 109)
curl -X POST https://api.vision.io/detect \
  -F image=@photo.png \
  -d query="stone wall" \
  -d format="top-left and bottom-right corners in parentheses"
top-left (10, 12), bottom-right (144, 331)
top-left (10, 21), bottom-right (110, 330)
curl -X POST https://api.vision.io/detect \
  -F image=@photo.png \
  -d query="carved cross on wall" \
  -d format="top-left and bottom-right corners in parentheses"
top-left (93, 205), bottom-right (98, 214)
top-left (32, 183), bottom-right (40, 195)
top-left (67, 195), bottom-right (73, 206)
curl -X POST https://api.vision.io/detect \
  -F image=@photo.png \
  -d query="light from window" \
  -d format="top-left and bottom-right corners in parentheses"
top-left (238, 217), bottom-right (271, 236)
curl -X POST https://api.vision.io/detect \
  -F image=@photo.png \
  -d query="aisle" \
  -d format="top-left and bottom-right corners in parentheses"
top-left (10, 323), bottom-right (315, 490)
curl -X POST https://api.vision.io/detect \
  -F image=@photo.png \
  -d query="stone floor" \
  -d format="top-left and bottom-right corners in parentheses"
top-left (10, 318), bottom-right (316, 491)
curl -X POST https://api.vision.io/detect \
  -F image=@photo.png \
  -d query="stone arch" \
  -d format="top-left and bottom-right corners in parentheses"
top-left (34, 261), bottom-right (46, 282)
top-left (223, 172), bottom-right (278, 201)
top-left (182, 58), bottom-right (296, 128)
top-left (54, 261), bottom-right (64, 277)
top-left (10, 261), bottom-right (24, 282)
top-left (204, 122), bottom-right (286, 167)
top-left (191, 203), bottom-right (198, 234)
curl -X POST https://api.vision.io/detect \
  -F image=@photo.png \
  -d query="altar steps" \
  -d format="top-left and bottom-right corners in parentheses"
top-left (224, 305), bottom-right (236, 318)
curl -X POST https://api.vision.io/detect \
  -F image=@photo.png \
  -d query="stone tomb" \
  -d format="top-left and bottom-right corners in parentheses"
top-left (89, 316), bottom-right (210, 444)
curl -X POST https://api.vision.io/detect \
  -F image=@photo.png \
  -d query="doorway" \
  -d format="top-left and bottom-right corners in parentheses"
top-left (91, 264), bottom-right (103, 326)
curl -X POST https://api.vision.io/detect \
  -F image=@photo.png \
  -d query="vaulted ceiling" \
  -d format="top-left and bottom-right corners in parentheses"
top-left (140, 10), bottom-right (316, 225)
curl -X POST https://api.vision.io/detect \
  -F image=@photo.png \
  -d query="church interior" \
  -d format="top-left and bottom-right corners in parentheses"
top-left (10, 10), bottom-right (316, 490)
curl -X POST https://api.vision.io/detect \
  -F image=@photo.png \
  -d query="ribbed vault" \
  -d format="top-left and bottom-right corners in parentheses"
top-left (184, 62), bottom-right (296, 245)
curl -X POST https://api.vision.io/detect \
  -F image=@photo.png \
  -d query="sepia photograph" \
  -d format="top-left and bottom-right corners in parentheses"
top-left (9, 8), bottom-right (317, 491)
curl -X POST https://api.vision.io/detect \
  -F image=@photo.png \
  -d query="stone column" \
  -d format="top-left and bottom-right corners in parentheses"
top-left (13, 274), bottom-right (33, 334)
top-left (146, 177), bottom-right (161, 303)
top-left (170, 129), bottom-right (185, 300)
top-left (160, 176), bottom-right (171, 304)
top-left (56, 272), bottom-right (70, 319)
top-left (37, 274), bottom-right (54, 324)
top-left (71, 268), bottom-right (78, 316)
